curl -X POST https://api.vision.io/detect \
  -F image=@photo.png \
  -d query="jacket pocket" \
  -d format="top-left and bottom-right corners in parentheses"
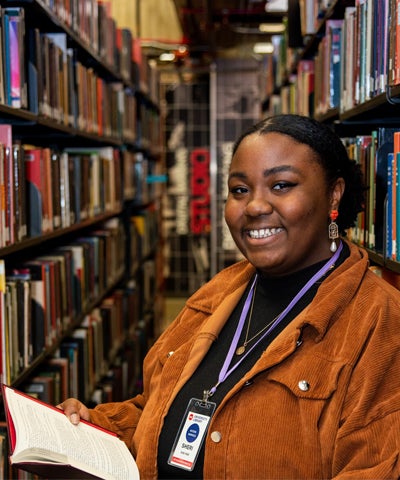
top-left (268, 354), bottom-right (346, 400)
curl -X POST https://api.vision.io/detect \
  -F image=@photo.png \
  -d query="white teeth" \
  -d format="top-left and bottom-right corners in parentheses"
top-left (248, 228), bottom-right (283, 239)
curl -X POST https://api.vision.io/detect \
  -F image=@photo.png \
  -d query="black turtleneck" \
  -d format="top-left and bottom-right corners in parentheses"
top-left (157, 244), bottom-right (348, 479)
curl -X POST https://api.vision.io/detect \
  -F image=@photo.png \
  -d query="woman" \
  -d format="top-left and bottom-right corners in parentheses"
top-left (59, 114), bottom-right (400, 478)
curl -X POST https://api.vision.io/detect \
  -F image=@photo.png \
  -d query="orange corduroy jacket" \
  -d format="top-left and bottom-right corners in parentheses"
top-left (90, 240), bottom-right (400, 479)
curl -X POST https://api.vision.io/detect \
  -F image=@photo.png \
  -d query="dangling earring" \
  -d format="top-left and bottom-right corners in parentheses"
top-left (329, 209), bottom-right (339, 253)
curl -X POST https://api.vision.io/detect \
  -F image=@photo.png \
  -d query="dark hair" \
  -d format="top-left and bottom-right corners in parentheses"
top-left (232, 114), bottom-right (366, 234)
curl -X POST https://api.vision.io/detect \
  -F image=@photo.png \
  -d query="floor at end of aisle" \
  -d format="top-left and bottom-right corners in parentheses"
top-left (161, 297), bottom-right (187, 332)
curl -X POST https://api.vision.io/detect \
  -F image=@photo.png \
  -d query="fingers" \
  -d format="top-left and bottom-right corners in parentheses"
top-left (56, 398), bottom-right (91, 424)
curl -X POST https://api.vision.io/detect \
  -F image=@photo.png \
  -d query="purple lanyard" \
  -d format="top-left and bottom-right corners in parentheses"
top-left (206, 241), bottom-right (343, 399)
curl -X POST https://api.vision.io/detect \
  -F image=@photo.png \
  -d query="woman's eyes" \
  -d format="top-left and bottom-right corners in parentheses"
top-left (229, 182), bottom-right (295, 194)
top-left (272, 181), bottom-right (295, 191)
top-left (230, 186), bottom-right (248, 194)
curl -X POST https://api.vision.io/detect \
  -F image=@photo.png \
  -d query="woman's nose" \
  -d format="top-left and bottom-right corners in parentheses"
top-left (245, 194), bottom-right (272, 216)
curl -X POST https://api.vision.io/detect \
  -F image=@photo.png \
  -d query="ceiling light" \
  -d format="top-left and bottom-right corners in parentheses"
top-left (259, 23), bottom-right (286, 33)
top-left (159, 52), bottom-right (176, 61)
top-left (265, 0), bottom-right (288, 11)
top-left (253, 42), bottom-right (274, 54)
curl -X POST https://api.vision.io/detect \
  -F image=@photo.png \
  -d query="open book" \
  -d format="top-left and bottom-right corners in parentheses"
top-left (2, 384), bottom-right (140, 480)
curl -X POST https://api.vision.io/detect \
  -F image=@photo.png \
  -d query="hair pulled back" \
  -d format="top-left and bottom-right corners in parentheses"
top-left (232, 114), bottom-right (365, 234)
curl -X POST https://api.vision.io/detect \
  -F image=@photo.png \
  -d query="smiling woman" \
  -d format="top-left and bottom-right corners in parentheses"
top-left (58, 114), bottom-right (400, 479)
top-left (225, 130), bottom-right (342, 276)
top-left (225, 117), bottom-right (354, 275)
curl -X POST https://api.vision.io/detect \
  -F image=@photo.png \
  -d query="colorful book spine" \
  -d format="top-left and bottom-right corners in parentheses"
top-left (3, 7), bottom-right (27, 109)
top-left (0, 259), bottom-right (6, 384)
top-left (396, 151), bottom-right (400, 261)
top-left (24, 147), bottom-right (44, 237)
top-left (392, 132), bottom-right (400, 259)
top-left (367, 131), bottom-right (377, 249)
top-left (387, 153), bottom-right (394, 259)
top-left (0, 125), bottom-right (14, 246)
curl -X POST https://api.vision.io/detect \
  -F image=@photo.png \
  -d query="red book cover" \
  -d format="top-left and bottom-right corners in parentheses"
top-left (41, 147), bottom-right (54, 233)
top-left (24, 146), bottom-right (44, 237)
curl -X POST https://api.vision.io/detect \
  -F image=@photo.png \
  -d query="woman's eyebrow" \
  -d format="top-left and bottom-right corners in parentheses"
top-left (262, 165), bottom-right (296, 176)
top-left (228, 164), bottom-right (297, 181)
top-left (228, 171), bottom-right (247, 180)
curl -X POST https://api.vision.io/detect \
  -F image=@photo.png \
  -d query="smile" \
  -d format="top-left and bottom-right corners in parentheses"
top-left (247, 228), bottom-right (284, 239)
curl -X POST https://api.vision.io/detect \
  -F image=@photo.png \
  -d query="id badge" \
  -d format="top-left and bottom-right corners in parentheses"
top-left (168, 397), bottom-right (216, 471)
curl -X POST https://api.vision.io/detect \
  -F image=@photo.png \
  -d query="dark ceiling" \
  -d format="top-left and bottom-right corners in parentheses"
top-left (172, 0), bottom-right (287, 58)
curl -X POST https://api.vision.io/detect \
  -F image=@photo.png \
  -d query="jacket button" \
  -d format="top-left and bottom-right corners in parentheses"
top-left (166, 351), bottom-right (174, 358)
top-left (210, 431), bottom-right (222, 443)
top-left (298, 380), bottom-right (310, 391)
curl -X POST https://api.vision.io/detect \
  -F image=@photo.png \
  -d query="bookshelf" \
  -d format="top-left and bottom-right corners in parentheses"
top-left (0, 2), bottom-right (165, 475)
top-left (261, 0), bottom-right (400, 290)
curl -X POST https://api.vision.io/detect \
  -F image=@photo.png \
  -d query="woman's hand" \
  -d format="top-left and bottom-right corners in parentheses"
top-left (56, 398), bottom-right (91, 425)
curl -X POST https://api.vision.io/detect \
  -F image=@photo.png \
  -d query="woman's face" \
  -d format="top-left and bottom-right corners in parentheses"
top-left (225, 132), bottom-right (344, 276)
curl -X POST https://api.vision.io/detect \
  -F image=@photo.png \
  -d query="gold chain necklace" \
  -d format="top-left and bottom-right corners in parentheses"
top-left (235, 280), bottom-right (280, 356)
top-left (235, 258), bottom-right (339, 356)
top-left (235, 263), bottom-right (337, 355)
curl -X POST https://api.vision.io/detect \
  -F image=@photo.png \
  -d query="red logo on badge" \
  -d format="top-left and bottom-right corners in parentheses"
top-left (189, 413), bottom-right (194, 420)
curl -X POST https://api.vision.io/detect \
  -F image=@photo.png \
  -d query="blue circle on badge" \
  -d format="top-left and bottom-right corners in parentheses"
top-left (186, 423), bottom-right (200, 442)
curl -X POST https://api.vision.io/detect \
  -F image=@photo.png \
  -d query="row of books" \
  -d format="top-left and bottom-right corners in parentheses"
top-left (34, 31), bottom-right (137, 140)
top-left (18, 142), bottom-right (159, 248)
top-left (298, 0), bottom-right (332, 36)
top-left (128, 208), bottom-right (161, 272)
top-left (277, 19), bottom-right (340, 116)
top-left (33, 0), bottom-right (137, 85)
top-left (0, 7), bottom-right (138, 142)
top-left (0, 125), bottom-right (130, 247)
top-left (132, 151), bottom-right (166, 206)
top-left (296, 0), bottom-right (393, 106)
top-left (314, 19), bottom-right (342, 115)
top-left (123, 149), bottom-right (165, 207)
top-left (20, 283), bottom-right (141, 406)
top-left (344, 127), bottom-right (400, 262)
top-left (0, 217), bottom-right (126, 385)
top-left (339, 0), bottom-right (391, 112)
top-left (0, 345), bottom-right (143, 480)
top-left (291, 59), bottom-right (314, 117)
top-left (262, 31), bottom-right (310, 115)
top-left (263, 0), bottom-right (399, 117)
top-left (138, 102), bottom-right (162, 150)
top-left (54, 0), bottom-right (160, 105)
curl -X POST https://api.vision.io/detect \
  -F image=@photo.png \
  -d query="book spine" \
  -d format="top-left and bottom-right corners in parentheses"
top-left (0, 125), bottom-right (13, 245)
top-left (0, 260), bottom-right (5, 384)
top-left (24, 148), bottom-right (43, 237)
top-left (396, 152), bottom-right (400, 261)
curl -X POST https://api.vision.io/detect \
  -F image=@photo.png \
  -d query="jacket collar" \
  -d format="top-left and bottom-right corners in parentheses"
top-left (186, 239), bottom-right (369, 342)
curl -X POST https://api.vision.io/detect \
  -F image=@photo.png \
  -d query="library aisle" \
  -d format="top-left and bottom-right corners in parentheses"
top-left (1, 0), bottom-right (400, 477)
top-left (164, 297), bottom-right (186, 328)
